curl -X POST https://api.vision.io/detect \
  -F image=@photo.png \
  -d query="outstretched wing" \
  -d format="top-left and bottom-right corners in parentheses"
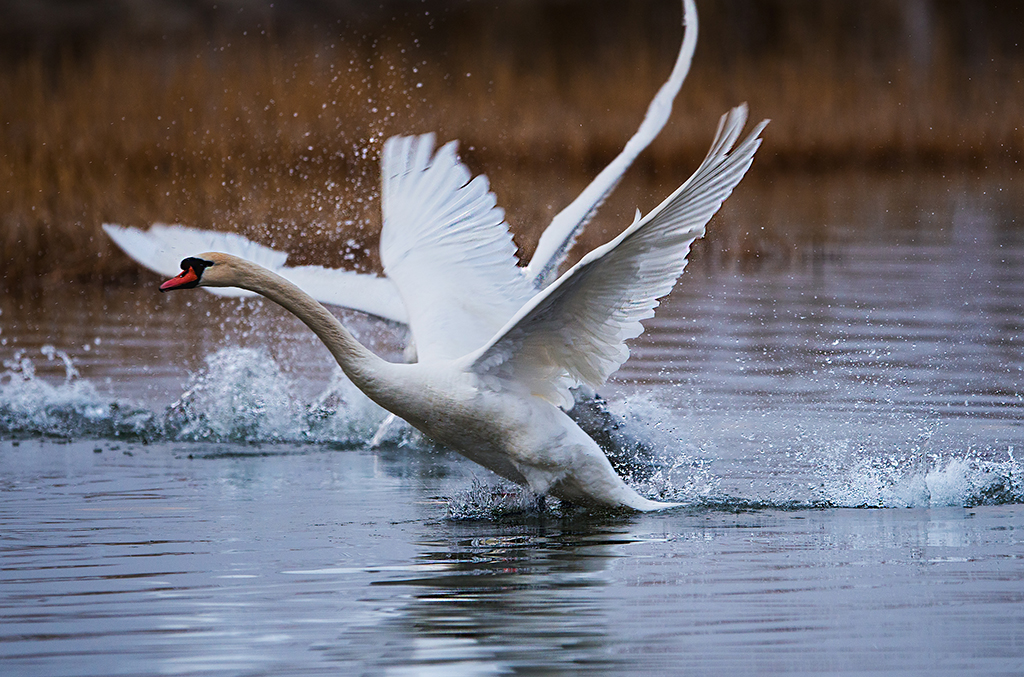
top-left (380, 134), bottom-right (534, 362)
top-left (273, 265), bottom-right (406, 322)
top-left (466, 106), bottom-right (767, 408)
top-left (103, 223), bottom-right (407, 322)
top-left (523, 0), bottom-right (699, 289)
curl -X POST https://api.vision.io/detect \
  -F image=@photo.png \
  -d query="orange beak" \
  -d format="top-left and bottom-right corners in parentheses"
top-left (159, 266), bottom-right (199, 292)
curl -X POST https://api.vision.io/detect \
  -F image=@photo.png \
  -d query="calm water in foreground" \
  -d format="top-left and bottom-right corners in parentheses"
top-left (3, 176), bottom-right (1024, 674)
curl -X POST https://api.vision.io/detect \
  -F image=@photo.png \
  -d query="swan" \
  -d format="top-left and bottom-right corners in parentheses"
top-left (103, 0), bottom-right (700, 332)
top-left (157, 106), bottom-right (767, 510)
top-left (106, 0), bottom-right (700, 450)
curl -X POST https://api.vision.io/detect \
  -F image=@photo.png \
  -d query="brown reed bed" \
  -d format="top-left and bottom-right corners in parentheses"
top-left (3, 0), bottom-right (1024, 290)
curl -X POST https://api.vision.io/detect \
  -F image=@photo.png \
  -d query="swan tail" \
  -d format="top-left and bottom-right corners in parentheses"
top-left (545, 445), bottom-right (685, 512)
top-left (602, 481), bottom-right (684, 512)
top-left (551, 481), bottom-right (683, 512)
top-left (622, 494), bottom-right (685, 512)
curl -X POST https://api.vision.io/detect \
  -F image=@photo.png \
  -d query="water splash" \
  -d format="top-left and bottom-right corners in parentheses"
top-left (0, 346), bottom-right (384, 446)
top-left (446, 479), bottom-right (546, 520)
top-left (164, 346), bottom-right (390, 445)
top-left (0, 347), bottom-right (161, 439)
top-left (817, 451), bottom-right (1023, 508)
top-left (165, 347), bottom-right (304, 441)
top-left (2, 346), bottom-right (1022, 511)
top-left (602, 393), bottom-right (721, 503)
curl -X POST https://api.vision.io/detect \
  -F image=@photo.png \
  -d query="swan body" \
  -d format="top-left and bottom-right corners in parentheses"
top-left (158, 106), bottom-right (767, 511)
top-left (162, 251), bottom-right (674, 510)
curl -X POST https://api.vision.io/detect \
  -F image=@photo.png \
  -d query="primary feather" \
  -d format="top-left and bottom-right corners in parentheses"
top-left (467, 106), bottom-right (767, 409)
top-left (379, 135), bottom-right (534, 362)
top-left (525, 0), bottom-right (699, 289)
top-left (103, 223), bottom-right (407, 322)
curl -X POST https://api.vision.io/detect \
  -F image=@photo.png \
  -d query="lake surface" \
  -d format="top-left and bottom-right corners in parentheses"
top-left (3, 174), bottom-right (1024, 674)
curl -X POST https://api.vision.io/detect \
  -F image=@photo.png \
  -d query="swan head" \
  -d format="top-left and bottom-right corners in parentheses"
top-left (158, 252), bottom-right (240, 292)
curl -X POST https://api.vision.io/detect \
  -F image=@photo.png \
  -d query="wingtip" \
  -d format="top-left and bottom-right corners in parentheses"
top-left (681, 0), bottom-right (698, 46)
top-left (726, 104), bottom-right (770, 137)
top-left (728, 102), bottom-right (749, 124)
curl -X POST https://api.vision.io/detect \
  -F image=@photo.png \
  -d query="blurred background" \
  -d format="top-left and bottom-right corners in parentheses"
top-left (2, 0), bottom-right (1023, 289)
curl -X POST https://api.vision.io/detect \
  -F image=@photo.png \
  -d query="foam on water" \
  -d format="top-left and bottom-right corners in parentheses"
top-left (0, 345), bottom-right (386, 446)
top-left (0, 347), bottom-right (162, 439)
top-left (818, 451), bottom-right (1022, 508)
top-left (2, 345), bottom-right (1022, 511)
top-left (164, 347), bottom-right (387, 445)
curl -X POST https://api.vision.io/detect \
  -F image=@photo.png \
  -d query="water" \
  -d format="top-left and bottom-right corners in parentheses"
top-left (3, 182), bottom-right (1024, 674)
top-left (3, 441), bottom-right (1022, 676)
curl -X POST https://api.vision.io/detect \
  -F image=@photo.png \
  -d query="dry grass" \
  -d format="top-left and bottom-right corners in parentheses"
top-left (3, 0), bottom-right (1024, 289)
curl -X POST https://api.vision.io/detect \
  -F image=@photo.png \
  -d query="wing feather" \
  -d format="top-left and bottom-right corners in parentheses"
top-left (380, 134), bottom-right (534, 362)
top-left (103, 223), bottom-right (407, 322)
top-left (524, 0), bottom-right (699, 289)
top-left (466, 106), bottom-right (767, 408)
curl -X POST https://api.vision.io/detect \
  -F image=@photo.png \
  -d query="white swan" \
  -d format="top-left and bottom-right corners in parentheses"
top-left (104, 0), bottom-right (700, 335)
top-left (107, 0), bottom-right (700, 449)
top-left (157, 107), bottom-right (766, 510)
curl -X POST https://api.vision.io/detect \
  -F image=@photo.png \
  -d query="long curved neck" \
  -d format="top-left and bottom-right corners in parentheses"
top-left (228, 261), bottom-right (391, 394)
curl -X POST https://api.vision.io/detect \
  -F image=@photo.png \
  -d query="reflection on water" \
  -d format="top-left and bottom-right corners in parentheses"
top-left (2, 171), bottom-right (1024, 674)
top-left (348, 526), bottom-right (632, 675)
top-left (2, 440), bottom-right (1022, 675)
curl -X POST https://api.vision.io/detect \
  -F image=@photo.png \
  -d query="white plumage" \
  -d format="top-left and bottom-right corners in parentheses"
top-left (380, 135), bottom-right (534, 361)
top-left (121, 0), bottom-right (772, 509)
top-left (467, 107), bottom-right (766, 409)
top-left (157, 105), bottom-right (767, 510)
top-left (103, 222), bottom-right (407, 322)
top-left (525, 0), bottom-right (699, 288)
